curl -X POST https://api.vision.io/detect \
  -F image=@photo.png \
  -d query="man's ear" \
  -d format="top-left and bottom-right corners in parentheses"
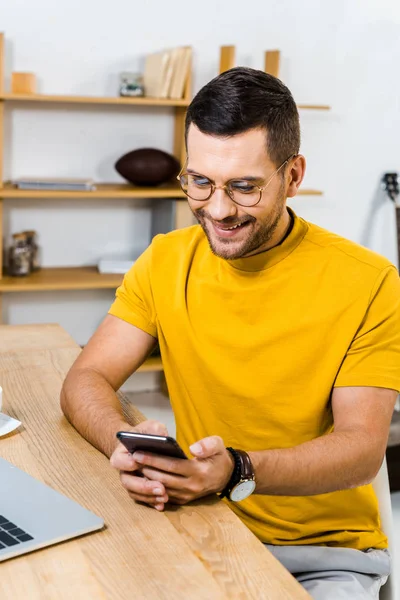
top-left (286, 155), bottom-right (306, 198)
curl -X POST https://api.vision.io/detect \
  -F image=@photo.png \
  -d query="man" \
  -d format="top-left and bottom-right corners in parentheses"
top-left (61, 67), bottom-right (400, 599)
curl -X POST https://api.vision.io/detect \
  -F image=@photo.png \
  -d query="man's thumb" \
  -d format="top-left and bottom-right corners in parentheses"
top-left (190, 435), bottom-right (224, 459)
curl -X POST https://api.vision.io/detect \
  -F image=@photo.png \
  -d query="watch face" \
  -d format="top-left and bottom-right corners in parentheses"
top-left (230, 479), bottom-right (256, 502)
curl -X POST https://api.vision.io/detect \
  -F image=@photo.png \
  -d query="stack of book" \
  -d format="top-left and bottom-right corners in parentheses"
top-left (13, 178), bottom-right (96, 191)
top-left (144, 46), bottom-right (192, 100)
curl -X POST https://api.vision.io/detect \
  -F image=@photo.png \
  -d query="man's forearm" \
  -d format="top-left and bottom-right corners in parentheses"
top-left (60, 367), bottom-right (132, 458)
top-left (249, 430), bottom-right (384, 496)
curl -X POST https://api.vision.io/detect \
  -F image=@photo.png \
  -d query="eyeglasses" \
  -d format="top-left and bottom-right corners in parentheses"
top-left (177, 155), bottom-right (294, 208)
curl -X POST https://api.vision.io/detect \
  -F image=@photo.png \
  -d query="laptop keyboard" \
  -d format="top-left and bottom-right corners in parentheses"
top-left (0, 515), bottom-right (34, 548)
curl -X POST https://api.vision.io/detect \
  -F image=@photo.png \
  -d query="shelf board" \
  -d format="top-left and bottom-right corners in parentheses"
top-left (0, 92), bottom-right (190, 107)
top-left (297, 189), bottom-right (323, 196)
top-left (297, 104), bottom-right (330, 110)
top-left (0, 183), bottom-right (321, 199)
top-left (0, 182), bottom-right (186, 199)
top-left (0, 93), bottom-right (329, 111)
top-left (137, 356), bottom-right (163, 373)
top-left (0, 267), bottom-right (124, 292)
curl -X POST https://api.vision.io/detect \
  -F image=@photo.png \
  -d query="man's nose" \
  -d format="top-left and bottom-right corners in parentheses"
top-left (206, 187), bottom-right (237, 221)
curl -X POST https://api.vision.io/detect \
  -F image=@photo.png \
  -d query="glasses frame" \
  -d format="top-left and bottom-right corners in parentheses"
top-left (177, 154), bottom-right (295, 208)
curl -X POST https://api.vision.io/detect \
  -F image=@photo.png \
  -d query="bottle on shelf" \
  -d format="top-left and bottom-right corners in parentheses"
top-left (8, 233), bottom-right (32, 277)
top-left (22, 230), bottom-right (40, 271)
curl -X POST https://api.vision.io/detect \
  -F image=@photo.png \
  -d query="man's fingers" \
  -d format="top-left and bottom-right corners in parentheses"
top-left (133, 452), bottom-right (192, 476)
top-left (136, 419), bottom-right (169, 437)
top-left (141, 466), bottom-right (186, 490)
top-left (120, 471), bottom-right (166, 497)
top-left (128, 491), bottom-right (169, 504)
top-left (110, 447), bottom-right (139, 471)
top-left (128, 492), bottom-right (167, 510)
top-left (189, 435), bottom-right (225, 459)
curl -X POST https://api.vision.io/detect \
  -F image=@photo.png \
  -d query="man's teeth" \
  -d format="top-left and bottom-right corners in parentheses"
top-left (224, 222), bottom-right (245, 230)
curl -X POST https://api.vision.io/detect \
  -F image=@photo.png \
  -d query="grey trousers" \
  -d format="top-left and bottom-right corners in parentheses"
top-left (265, 544), bottom-right (391, 599)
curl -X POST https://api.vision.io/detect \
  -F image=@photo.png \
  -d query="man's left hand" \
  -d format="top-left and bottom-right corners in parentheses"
top-left (132, 436), bottom-right (234, 509)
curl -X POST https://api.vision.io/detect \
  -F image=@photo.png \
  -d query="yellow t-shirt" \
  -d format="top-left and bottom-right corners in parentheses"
top-left (109, 209), bottom-right (400, 550)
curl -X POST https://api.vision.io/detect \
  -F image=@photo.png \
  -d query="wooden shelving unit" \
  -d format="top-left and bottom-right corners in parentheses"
top-left (0, 36), bottom-right (329, 372)
top-left (0, 32), bottom-right (194, 325)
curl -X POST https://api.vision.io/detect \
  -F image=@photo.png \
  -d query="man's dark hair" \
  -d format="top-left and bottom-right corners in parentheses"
top-left (185, 67), bottom-right (300, 166)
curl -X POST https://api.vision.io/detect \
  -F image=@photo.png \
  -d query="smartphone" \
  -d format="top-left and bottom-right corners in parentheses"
top-left (116, 431), bottom-right (188, 460)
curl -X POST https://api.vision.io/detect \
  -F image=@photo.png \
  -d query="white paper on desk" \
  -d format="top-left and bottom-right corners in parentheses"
top-left (0, 413), bottom-right (21, 437)
top-left (0, 386), bottom-right (21, 437)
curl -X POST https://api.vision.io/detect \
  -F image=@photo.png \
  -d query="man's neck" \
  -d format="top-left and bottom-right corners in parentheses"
top-left (244, 208), bottom-right (292, 258)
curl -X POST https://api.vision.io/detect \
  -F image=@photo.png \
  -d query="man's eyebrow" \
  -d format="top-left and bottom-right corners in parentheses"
top-left (186, 169), bottom-right (264, 182)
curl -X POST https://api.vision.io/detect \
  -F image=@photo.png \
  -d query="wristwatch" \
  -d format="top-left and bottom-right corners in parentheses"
top-left (219, 447), bottom-right (256, 502)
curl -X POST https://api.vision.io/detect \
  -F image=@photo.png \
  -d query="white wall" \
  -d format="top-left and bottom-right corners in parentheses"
top-left (2, 0), bottom-right (400, 346)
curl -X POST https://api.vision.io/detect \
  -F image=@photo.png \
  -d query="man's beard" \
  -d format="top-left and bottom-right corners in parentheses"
top-left (192, 183), bottom-right (287, 260)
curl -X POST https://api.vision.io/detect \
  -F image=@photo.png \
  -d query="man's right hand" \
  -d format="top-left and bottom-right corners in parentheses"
top-left (110, 420), bottom-right (170, 511)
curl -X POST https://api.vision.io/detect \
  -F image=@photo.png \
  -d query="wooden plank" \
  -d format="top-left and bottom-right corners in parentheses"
top-left (0, 267), bottom-right (123, 292)
top-left (174, 201), bottom-right (196, 229)
top-left (0, 98), bottom-right (4, 187)
top-left (297, 104), bottom-right (331, 111)
top-left (183, 52), bottom-right (192, 102)
top-left (0, 324), bottom-right (310, 598)
top-left (0, 323), bottom-right (77, 353)
top-left (0, 33), bottom-right (4, 95)
top-left (173, 106), bottom-right (187, 167)
top-left (264, 50), bottom-right (281, 78)
top-left (219, 46), bottom-right (236, 74)
top-left (0, 92), bottom-right (190, 107)
top-left (0, 198), bottom-right (3, 277)
top-left (167, 498), bottom-right (311, 600)
top-left (0, 342), bottom-right (223, 599)
top-left (0, 323), bottom-right (161, 373)
top-left (138, 356), bottom-right (163, 372)
top-left (0, 181), bottom-right (186, 199)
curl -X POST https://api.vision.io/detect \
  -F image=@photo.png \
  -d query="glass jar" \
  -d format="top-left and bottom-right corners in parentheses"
top-left (8, 233), bottom-right (31, 277)
top-left (22, 230), bottom-right (40, 271)
top-left (119, 72), bottom-right (144, 97)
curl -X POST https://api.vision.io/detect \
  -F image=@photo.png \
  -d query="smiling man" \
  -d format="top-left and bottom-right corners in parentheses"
top-left (61, 67), bottom-right (400, 599)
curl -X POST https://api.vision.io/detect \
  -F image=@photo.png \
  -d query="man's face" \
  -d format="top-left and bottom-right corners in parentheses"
top-left (186, 125), bottom-right (289, 260)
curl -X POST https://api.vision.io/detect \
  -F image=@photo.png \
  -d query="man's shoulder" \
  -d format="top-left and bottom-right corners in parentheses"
top-left (303, 220), bottom-right (395, 274)
top-left (151, 225), bottom-right (204, 254)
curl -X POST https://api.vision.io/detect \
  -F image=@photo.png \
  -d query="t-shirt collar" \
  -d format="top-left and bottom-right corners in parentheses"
top-left (222, 207), bottom-right (308, 272)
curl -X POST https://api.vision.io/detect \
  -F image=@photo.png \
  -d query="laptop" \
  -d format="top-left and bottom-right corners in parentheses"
top-left (0, 457), bottom-right (104, 562)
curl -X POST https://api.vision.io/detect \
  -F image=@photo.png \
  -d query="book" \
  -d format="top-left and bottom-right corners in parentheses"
top-left (14, 178), bottom-right (96, 191)
top-left (169, 46), bottom-right (192, 99)
top-left (160, 48), bottom-right (180, 98)
top-left (144, 50), bottom-right (171, 98)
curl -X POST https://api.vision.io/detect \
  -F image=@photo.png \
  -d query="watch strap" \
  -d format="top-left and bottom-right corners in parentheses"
top-left (219, 447), bottom-right (241, 499)
top-left (235, 449), bottom-right (255, 480)
top-left (219, 447), bottom-right (255, 500)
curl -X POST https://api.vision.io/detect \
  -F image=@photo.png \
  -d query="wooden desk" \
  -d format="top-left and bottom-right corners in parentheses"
top-left (0, 324), bottom-right (310, 599)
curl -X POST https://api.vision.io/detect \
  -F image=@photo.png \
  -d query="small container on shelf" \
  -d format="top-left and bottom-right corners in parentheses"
top-left (119, 72), bottom-right (144, 97)
top-left (8, 233), bottom-right (32, 277)
top-left (22, 230), bottom-right (40, 271)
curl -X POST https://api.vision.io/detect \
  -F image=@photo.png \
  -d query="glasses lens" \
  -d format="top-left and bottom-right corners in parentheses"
top-left (180, 174), bottom-right (212, 201)
top-left (228, 181), bottom-right (261, 207)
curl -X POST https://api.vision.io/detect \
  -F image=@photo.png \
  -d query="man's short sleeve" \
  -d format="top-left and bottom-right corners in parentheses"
top-left (108, 244), bottom-right (157, 338)
top-left (335, 266), bottom-right (400, 391)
